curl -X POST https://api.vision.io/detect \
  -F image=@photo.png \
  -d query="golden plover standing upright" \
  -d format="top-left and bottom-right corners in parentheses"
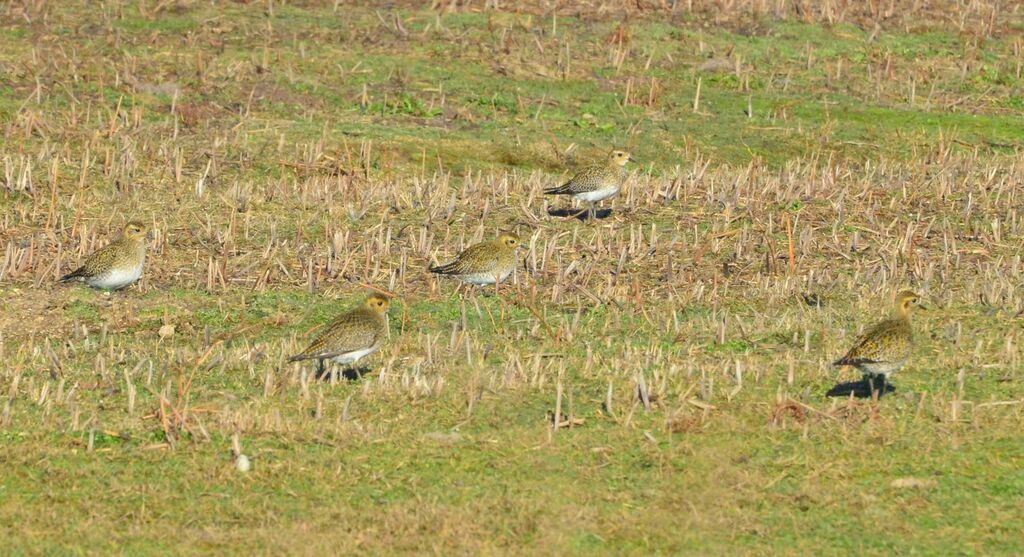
top-left (60, 221), bottom-right (148, 291)
top-left (544, 150), bottom-right (635, 220)
top-left (429, 232), bottom-right (521, 291)
top-left (832, 290), bottom-right (924, 396)
top-left (288, 293), bottom-right (391, 379)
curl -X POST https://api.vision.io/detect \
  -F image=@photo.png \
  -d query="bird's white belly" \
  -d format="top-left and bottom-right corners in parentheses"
top-left (462, 268), bottom-right (512, 285)
top-left (859, 361), bottom-right (904, 377)
top-left (331, 345), bottom-right (379, 365)
top-left (573, 186), bottom-right (619, 203)
top-left (89, 264), bottom-right (143, 290)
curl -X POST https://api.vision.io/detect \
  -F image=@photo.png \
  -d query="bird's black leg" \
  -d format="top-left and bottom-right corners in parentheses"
top-left (878, 375), bottom-right (893, 397)
top-left (339, 365), bottom-right (365, 381)
top-left (866, 375), bottom-right (878, 399)
top-left (865, 374), bottom-right (892, 398)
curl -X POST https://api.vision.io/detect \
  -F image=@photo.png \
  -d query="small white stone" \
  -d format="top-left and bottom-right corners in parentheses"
top-left (158, 324), bottom-right (175, 339)
top-left (235, 454), bottom-right (251, 473)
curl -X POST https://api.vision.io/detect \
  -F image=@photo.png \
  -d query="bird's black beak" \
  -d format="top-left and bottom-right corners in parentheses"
top-left (916, 302), bottom-right (927, 310)
top-left (628, 156), bottom-right (638, 163)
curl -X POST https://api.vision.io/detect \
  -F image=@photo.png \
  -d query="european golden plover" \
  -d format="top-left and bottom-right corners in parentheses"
top-left (544, 149), bottom-right (635, 220)
top-left (289, 293), bottom-right (391, 378)
top-left (832, 290), bottom-right (924, 395)
top-left (60, 221), bottom-right (148, 291)
top-left (429, 232), bottom-right (521, 291)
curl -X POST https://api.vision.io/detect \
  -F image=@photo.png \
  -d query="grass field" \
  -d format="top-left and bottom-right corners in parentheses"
top-left (2, 1), bottom-right (1024, 554)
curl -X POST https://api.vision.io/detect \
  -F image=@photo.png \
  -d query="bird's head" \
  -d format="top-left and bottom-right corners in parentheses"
top-left (363, 293), bottom-right (391, 314)
top-left (498, 232), bottom-right (521, 249)
top-left (608, 150), bottom-right (636, 167)
top-left (895, 290), bottom-right (925, 316)
top-left (122, 221), bottom-right (148, 241)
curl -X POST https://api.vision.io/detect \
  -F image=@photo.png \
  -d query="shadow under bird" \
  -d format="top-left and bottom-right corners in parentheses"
top-left (829, 290), bottom-right (925, 398)
top-left (429, 232), bottom-right (521, 290)
top-left (288, 293), bottom-right (391, 380)
top-left (60, 221), bottom-right (148, 291)
top-left (544, 149), bottom-right (636, 220)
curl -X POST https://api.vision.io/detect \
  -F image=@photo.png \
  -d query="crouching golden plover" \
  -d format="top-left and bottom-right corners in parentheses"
top-left (429, 232), bottom-right (521, 292)
top-left (832, 290), bottom-right (924, 396)
top-left (60, 221), bottom-right (148, 291)
top-left (544, 149), bottom-right (635, 220)
top-left (289, 293), bottom-right (391, 379)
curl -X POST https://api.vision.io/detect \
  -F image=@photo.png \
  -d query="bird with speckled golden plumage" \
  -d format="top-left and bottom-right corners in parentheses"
top-left (60, 221), bottom-right (148, 291)
top-left (545, 150), bottom-right (635, 220)
top-left (289, 293), bottom-right (391, 378)
top-left (429, 232), bottom-right (521, 291)
top-left (833, 290), bottom-right (924, 394)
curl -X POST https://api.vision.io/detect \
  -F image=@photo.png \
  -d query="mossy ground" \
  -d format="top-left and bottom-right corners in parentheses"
top-left (1, 2), bottom-right (1023, 555)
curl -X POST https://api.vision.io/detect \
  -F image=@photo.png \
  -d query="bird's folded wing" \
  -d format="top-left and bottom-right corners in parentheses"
top-left (293, 319), bottom-right (379, 360)
top-left (82, 243), bottom-right (126, 274)
top-left (836, 321), bottom-right (908, 365)
top-left (432, 244), bottom-right (490, 274)
top-left (545, 167), bottom-right (601, 194)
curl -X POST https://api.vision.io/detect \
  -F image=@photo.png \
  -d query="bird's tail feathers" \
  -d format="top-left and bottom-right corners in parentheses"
top-left (429, 262), bottom-right (457, 275)
top-left (59, 268), bottom-right (86, 282)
